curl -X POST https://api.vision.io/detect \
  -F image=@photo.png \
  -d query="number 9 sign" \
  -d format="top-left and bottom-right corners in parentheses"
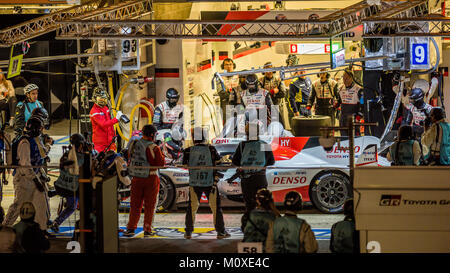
top-left (411, 43), bottom-right (429, 66)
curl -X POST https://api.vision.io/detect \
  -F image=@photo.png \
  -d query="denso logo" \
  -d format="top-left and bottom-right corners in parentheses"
top-left (214, 139), bottom-right (229, 144)
top-left (326, 146), bottom-right (361, 154)
top-left (273, 176), bottom-right (307, 185)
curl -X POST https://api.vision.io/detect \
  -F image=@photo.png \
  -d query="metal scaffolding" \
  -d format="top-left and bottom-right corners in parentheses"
top-left (55, 0), bottom-right (430, 41)
top-left (363, 17), bottom-right (450, 38)
top-left (0, 0), bottom-right (153, 47)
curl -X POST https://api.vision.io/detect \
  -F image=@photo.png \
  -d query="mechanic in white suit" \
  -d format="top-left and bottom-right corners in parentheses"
top-left (3, 117), bottom-right (49, 231)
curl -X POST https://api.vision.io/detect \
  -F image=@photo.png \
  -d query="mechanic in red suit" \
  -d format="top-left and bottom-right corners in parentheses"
top-left (89, 87), bottom-right (124, 152)
top-left (124, 124), bottom-right (165, 237)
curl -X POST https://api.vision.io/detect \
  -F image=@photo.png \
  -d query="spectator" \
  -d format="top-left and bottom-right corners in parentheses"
top-left (0, 68), bottom-right (17, 127)
top-left (266, 191), bottom-right (318, 253)
top-left (387, 125), bottom-right (421, 165)
top-left (13, 202), bottom-right (50, 253)
top-left (124, 124), bottom-right (165, 237)
top-left (242, 188), bottom-right (280, 252)
top-left (330, 199), bottom-right (359, 253)
top-left (0, 206), bottom-right (16, 253)
top-left (260, 62), bottom-right (287, 126)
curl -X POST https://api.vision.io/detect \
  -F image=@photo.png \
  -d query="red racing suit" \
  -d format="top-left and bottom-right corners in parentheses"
top-left (89, 104), bottom-right (118, 152)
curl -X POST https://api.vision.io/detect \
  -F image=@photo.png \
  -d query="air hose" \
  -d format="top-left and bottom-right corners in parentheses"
top-left (109, 77), bottom-right (154, 142)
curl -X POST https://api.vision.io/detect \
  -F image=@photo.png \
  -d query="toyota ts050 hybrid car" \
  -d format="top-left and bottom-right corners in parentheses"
top-left (120, 123), bottom-right (389, 214)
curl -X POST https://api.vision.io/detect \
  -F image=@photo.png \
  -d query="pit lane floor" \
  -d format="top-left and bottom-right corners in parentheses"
top-left (0, 120), bottom-right (343, 253)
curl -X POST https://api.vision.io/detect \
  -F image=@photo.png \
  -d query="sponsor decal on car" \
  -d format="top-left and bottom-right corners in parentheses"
top-left (173, 172), bottom-right (189, 177)
top-left (273, 176), bottom-right (307, 185)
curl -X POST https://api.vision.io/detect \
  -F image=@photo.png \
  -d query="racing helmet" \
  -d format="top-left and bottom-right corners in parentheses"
top-left (245, 74), bottom-right (259, 93)
top-left (409, 88), bottom-right (424, 107)
top-left (24, 116), bottom-right (43, 138)
top-left (31, 107), bottom-right (50, 130)
top-left (166, 88), bottom-right (180, 107)
top-left (24, 83), bottom-right (39, 94)
top-left (284, 191), bottom-right (303, 211)
top-left (20, 202), bottom-right (36, 220)
top-left (93, 87), bottom-right (108, 99)
top-left (70, 133), bottom-right (86, 151)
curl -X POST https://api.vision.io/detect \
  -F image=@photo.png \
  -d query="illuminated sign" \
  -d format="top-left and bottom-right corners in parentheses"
top-left (289, 43), bottom-right (341, 55)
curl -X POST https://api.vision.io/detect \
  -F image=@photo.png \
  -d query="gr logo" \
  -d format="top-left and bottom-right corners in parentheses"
top-left (380, 195), bottom-right (402, 206)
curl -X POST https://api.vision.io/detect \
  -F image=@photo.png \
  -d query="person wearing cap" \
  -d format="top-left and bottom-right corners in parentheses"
top-left (266, 191), bottom-right (318, 253)
top-left (307, 68), bottom-right (340, 125)
top-left (330, 199), bottom-right (359, 253)
top-left (13, 202), bottom-right (50, 253)
top-left (3, 117), bottom-right (49, 232)
top-left (259, 62), bottom-right (287, 126)
top-left (288, 69), bottom-right (312, 119)
top-left (14, 83), bottom-right (44, 136)
top-left (0, 68), bottom-right (17, 128)
top-left (90, 87), bottom-right (123, 152)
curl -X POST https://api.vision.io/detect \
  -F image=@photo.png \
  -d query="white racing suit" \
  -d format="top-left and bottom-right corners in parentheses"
top-left (404, 103), bottom-right (433, 137)
top-left (3, 138), bottom-right (49, 230)
top-left (240, 88), bottom-right (274, 130)
top-left (153, 101), bottom-right (184, 130)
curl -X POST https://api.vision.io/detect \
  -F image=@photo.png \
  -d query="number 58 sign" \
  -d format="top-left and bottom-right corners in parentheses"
top-left (410, 41), bottom-right (430, 69)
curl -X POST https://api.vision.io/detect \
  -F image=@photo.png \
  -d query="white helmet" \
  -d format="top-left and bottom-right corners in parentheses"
top-left (20, 202), bottom-right (36, 220)
top-left (24, 83), bottom-right (39, 94)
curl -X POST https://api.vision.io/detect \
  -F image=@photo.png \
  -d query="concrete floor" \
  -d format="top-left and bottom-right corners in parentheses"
top-left (0, 119), bottom-right (344, 253)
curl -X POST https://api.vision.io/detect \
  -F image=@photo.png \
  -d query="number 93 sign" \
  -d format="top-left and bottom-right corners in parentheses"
top-left (410, 41), bottom-right (430, 70)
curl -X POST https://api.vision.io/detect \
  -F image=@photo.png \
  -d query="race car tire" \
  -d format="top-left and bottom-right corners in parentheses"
top-left (291, 115), bottom-right (331, 136)
top-left (157, 174), bottom-right (175, 212)
top-left (309, 170), bottom-right (352, 213)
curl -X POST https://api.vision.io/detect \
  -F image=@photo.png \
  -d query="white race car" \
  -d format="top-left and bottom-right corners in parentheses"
top-left (214, 135), bottom-right (387, 213)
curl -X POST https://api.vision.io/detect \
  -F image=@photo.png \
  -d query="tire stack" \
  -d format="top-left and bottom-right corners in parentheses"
top-left (290, 115), bottom-right (332, 136)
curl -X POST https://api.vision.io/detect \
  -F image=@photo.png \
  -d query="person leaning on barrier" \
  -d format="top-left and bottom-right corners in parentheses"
top-left (3, 117), bottom-right (49, 232)
top-left (387, 125), bottom-right (421, 166)
top-left (124, 124), bottom-right (165, 238)
top-left (231, 121), bottom-right (275, 231)
top-left (0, 68), bottom-right (17, 128)
top-left (13, 202), bottom-right (50, 253)
top-left (242, 188), bottom-right (280, 252)
top-left (0, 206), bottom-right (17, 253)
top-left (330, 199), bottom-right (359, 253)
top-left (182, 127), bottom-right (230, 239)
top-left (421, 107), bottom-right (450, 166)
top-left (266, 191), bottom-right (318, 253)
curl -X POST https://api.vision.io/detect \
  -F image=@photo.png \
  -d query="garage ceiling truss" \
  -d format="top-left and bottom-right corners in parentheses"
top-left (55, 0), bottom-right (431, 40)
top-left (0, 0), bottom-right (153, 47)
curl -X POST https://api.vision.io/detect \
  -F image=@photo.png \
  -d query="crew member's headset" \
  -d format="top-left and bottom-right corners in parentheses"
top-left (221, 58), bottom-right (236, 70)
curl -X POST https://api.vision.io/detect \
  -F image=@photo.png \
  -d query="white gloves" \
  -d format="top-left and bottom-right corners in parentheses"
top-left (116, 111), bottom-right (123, 120)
